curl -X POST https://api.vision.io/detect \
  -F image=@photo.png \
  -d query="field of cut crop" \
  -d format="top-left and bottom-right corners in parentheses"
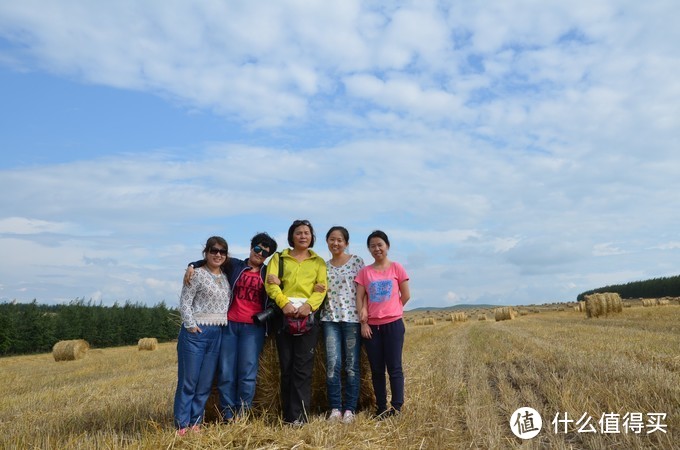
top-left (0, 304), bottom-right (677, 449)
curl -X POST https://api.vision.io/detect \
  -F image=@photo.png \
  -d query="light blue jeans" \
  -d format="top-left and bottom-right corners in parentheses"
top-left (323, 321), bottom-right (361, 412)
top-left (217, 321), bottom-right (266, 419)
top-left (173, 325), bottom-right (222, 429)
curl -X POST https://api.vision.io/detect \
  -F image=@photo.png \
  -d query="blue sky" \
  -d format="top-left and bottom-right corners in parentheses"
top-left (1, 1), bottom-right (679, 309)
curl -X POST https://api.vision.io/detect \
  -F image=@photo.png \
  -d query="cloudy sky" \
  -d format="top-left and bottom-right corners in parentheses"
top-left (1, 1), bottom-right (679, 309)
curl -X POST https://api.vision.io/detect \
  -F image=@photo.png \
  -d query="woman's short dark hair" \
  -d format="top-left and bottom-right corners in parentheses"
top-left (288, 219), bottom-right (315, 248)
top-left (251, 232), bottom-right (278, 254)
top-left (203, 236), bottom-right (229, 258)
top-left (366, 230), bottom-right (390, 248)
top-left (326, 226), bottom-right (350, 243)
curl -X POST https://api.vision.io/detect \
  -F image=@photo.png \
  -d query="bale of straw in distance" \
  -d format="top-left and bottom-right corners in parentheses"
top-left (494, 307), bottom-right (515, 322)
top-left (478, 313), bottom-right (487, 321)
top-left (585, 294), bottom-right (604, 318)
top-left (606, 292), bottom-right (623, 313)
top-left (52, 339), bottom-right (89, 362)
top-left (137, 337), bottom-right (158, 351)
top-left (452, 312), bottom-right (468, 322)
top-left (585, 292), bottom-right (622, 318)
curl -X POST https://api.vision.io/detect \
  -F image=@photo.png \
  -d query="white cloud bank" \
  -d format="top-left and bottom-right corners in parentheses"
top-left (0, 1), bottom-right (679, 307)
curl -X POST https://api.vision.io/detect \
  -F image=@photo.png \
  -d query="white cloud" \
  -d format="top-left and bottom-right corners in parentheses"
top-left (0, 217), bottom-right (76, 235)
top-left (1, 1), bottom-right (680, 306)
top-left (593, 243), bottom-right (626, 257)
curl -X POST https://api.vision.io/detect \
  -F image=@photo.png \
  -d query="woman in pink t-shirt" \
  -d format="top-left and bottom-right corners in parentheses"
top-left (355, 230), bottom-right (410, 418)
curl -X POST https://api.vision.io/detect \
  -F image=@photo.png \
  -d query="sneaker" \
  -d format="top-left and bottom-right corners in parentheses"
top-left (328, 408), bottom-right (342, 421)
top-left (342, 410), bottom-right (355, 423)
top-left (176, 427), bottom-right (189, 436)
top-left (190, 424), bottom-right (201, 433)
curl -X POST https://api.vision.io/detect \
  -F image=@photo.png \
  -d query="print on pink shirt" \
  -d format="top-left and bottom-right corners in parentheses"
top-left (369, 280), bottom-right (392, 303)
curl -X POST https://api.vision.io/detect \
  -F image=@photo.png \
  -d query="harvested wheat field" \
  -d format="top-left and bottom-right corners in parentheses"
top-left (1, 305), bottom-right (678, 449)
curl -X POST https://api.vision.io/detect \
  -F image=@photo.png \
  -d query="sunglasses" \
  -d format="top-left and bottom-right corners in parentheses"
top-left (208, 247), bottom-right (227, 256)
top-left (253, 245), bottom-right (271, 258)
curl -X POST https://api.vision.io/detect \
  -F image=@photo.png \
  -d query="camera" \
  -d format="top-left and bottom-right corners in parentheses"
top-left (252, 306), bottom-right (277, 325)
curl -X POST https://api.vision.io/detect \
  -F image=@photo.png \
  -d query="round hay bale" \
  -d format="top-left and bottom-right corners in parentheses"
top-left (137, 337), bottom-right (158, 351)
top-left (452, 312), bottom-right (468, 322)
top-left (585, 294), bottom-right (604, 318)
top-left (494, 307), bottom-right (515, 322)
top-left (586, 293), bottom-right (623, 317)
top-left (52, 339), bottom-right (89, 362)
top-left (642, 298), bottom-right (655, 307)
top-left (477, 313), bottom-right (487, 321)
top-left (204, 331), bottom-right (375, 422)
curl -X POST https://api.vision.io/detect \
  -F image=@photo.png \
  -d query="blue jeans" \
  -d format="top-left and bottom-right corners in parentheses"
top-left (363, 318), bottom-right (405, 412)
top-left (217, 321), bottom-right (266, 419)
top-left (323, 321), bottom-right (361, 412)
top-left (173, 325), bottom-right (222, 428)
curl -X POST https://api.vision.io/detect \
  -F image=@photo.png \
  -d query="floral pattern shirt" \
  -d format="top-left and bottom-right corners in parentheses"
top-left (320, 254), bottom-right (364, 323)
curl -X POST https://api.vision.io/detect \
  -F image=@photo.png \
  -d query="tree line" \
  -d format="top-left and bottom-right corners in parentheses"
top-left (0, 299), bottom-right (180, 356)
top-left (577, 274), bottom-right (680, 301)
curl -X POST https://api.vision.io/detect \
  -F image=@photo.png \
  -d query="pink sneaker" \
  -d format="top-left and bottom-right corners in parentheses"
top-left (176, 427), bottom-right (189, 436)
top-left (328, 408), bottom-right (342, 421)
top-left (191, 425), bottom-right (202, 433)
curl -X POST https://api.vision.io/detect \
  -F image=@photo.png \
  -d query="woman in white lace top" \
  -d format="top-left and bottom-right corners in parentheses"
top-left (173, 236), bottom-right (231, 436)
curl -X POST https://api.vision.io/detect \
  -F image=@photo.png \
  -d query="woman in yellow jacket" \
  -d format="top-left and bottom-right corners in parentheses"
top-left (265, 219), bottom-right (327, 425)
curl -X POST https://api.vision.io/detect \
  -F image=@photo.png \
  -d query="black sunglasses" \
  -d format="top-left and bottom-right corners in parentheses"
top-left (208, 247), bottom-right (227, 256)
top-left (253, 245), bottom-right (271, 258)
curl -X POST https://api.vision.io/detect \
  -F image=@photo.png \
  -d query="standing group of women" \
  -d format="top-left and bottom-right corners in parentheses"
top-left (172, 219), bottom-right (410, 434)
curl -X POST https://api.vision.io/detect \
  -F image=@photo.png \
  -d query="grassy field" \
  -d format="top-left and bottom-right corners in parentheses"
top-left (0, 304), bottom-right (678, 449)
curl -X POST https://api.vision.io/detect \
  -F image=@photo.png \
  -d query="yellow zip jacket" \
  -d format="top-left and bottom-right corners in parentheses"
top-left (265, 248), bottom-right (328, 312)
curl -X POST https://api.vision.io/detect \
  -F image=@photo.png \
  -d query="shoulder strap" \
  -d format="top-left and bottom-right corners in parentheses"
top-left (277, 252), bottom-right (284, 291)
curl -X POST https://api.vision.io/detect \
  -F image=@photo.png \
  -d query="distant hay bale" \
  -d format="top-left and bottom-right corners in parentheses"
top-left (451, 312), bottom-right (468, 323)
top-left (518, 309), bottom-right (529, 316)
top-left (477, 313), bottom-right (487, 321)
top-left (657, 299), bottom-right (670, 306)
top-left (494, 307), bottom-right (515, 322)
top-left (137, 338), bottom-right (158, 351)
top-left (585, 294), bottom-right (605, 318)
top-left (204, 331), bottom-right (375, 422)
top-left (641, 298), bottom-right (657, 307)
top-left (585, 292), bottom-right (622, 318)
top-left (578, 301), bottom-right (586, 312)
top-left (415, 317), bottom-right (436, 326)
top-left (52, 339), bottom-right (89, 362)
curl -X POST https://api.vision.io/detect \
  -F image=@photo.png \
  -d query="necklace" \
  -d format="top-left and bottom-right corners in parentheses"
top-left (209, 271), bottom-right (226, 288)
